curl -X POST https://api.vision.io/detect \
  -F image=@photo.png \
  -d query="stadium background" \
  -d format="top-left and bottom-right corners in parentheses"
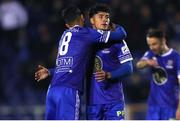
top-left (0, 0), bottom-right (179, 119)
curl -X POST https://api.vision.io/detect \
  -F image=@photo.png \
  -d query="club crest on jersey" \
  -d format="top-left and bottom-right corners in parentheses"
top-left (165, 60), bottom-right (173, 69)
top-left (94, 56), bottom-right (103, 72)
top-left (152, 66), bottom-right (168, 85)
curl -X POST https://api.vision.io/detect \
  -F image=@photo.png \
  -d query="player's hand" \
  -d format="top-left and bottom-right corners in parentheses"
top-left (108, 22), bottom-right (116, 31)
top-left (147, 59), bottom-right (158, 67)
top-left (94, 70), bottom-right (111, 82)
top-left (176, 107), bottom-right (180, 120)
top-left (94, 70), bottom-right (106, 82)
top-left (35, 65), bottom-right (49, 82)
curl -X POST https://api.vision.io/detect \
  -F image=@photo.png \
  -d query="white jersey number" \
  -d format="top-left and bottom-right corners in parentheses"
top-left (59, 32), bottom-right (72, 55)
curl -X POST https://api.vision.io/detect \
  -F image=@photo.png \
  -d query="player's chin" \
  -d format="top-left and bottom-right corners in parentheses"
top-left (152, 50), bottom-right (158, 54)
top-left (100, 26), bottom-right (108, 30)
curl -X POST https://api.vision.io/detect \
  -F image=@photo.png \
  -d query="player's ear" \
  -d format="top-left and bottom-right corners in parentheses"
top-left (162, 38), bottom-right (166, 45)
top-left (80, 14), bottom-right (84, 21)
top-left (90, 17), bottom-right (94, 25)
top-left (65, 24), bottom-right (70, 28)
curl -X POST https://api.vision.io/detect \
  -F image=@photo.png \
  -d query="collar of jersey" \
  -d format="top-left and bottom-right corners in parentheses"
top-left (161, 48), bottom-right (173, 57)
top-left (69, 25), bottom-right (81, 29)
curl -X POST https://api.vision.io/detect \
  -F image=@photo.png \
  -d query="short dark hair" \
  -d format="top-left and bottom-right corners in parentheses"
top-left (61, 5), bottom-right (82, 24)
top-left (89, 4), bottom-right (110, 18)
top-left (146, 29), bottom-right (166, 39)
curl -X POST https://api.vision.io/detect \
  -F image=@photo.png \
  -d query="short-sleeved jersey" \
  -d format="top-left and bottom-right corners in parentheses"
top-left (51, 25), bottom-right (126, 92)
top-left (141, 49), bottom-right (180, 108)
top-left (88, 40), bottom-right (133, 104)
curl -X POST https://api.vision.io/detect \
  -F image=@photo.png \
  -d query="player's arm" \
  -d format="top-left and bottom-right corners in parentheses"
top-left (136, 51), bottom-right (158, 69)
top-left (136, 59), bottom-right (159, 69)
top-left (96, 40), bottom-right (133, 81)
top-left (176, 54), bottom-right (180, 120)
top-left (91, 24), bottom-right (127, 43)
top-left (95, 61), bottom-right (133, 81)
top-left (136, 59), bottom-right (157, 69)
top-left (35, 65), bottom-right (55, 82)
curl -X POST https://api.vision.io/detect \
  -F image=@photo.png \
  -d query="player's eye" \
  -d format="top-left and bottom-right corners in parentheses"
top-left (105, 15), bottom-right (109, 19)
top-left (99, 15), bottom-right (103, 19)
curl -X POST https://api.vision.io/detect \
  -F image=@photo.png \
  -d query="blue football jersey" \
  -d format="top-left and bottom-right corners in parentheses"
top-left (88, 40), bottom-right (133, 104)
top-left (50, 25), bottom-right (127, 92)
top-left (141, 49), bottom-right (180, 108)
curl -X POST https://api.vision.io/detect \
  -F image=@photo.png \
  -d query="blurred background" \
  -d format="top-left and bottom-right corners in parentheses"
top-left (0, 0), bottom-right (180, 119)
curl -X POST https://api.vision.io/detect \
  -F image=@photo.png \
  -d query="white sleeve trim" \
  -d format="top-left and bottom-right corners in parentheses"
top-left (120, 58), bottom-right (133, 64)
top-left (141, 57), bottom-right (149, 60)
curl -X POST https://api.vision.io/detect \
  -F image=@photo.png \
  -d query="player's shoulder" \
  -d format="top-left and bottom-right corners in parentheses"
top-left (169, 49), bottom-right (180, 59)
top-left (66, 26), bottom-right (89, 34)
top-left (115, 24), bottom-right (124, 29)
top-left (163, 48), bottom-right (179, 57)
top-left (171, 48), bottom-right (179, 55)
top-left (143, 50), bottom-right (153, 57)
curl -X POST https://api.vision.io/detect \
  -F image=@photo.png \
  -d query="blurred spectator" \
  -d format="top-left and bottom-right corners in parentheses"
top-left (0, 0), bottom-right (29, 116)
top-left (0, 0), bottom-right (28, 52)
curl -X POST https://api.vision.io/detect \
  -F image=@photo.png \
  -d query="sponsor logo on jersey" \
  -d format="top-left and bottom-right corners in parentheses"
top-left (165, 60), bottom-right (173, 69)
top-left (55, 57), bottom-right (73, 72)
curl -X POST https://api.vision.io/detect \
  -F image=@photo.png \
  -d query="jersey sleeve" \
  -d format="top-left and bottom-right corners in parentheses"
top-left (141, 50), bottom-right (153, 60)
top-left (118, 40), bottom-right (133, 64)
top-left (89, 25), bottom-right (127, 43)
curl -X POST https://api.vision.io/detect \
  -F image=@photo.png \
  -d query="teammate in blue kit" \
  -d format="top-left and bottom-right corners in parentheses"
top-left (86, 4), bottom-right (133, 120)
top-left (35, 5), bottom-right (127, 120)
top-left (136, 29), bottom-right (180, 120)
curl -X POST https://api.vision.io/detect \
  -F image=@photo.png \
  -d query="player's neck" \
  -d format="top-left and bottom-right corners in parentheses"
top-left (66, 19), bottom-right (83, 28)
top-left (161, 45), bottom-right (170, 55)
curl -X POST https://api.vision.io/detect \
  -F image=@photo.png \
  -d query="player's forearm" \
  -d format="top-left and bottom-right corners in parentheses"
top-left (136, 60), bottom-right (149, 69)
top-left (106, 61), bottom-right (133, 80)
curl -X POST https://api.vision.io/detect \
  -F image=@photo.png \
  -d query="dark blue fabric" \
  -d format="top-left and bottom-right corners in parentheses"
top-left (111, 61), bottom-right (133, 79)
top-left (45, 85), bottom-right (80, 120)
top-left (87, 101), bottom-right (125, 120)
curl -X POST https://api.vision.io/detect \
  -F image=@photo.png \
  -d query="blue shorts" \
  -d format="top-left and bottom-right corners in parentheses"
top-left (146, 106), bottom-right (176, 120)
top-left (87, 102), bottom-right (125, 120)
top-left (45, 85), bottom-right (80, 120)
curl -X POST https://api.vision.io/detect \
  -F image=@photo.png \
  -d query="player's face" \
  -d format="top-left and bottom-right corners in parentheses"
top-left (90, 12), bottom-right (110, 30)
top-left (147, 37), bottom-right (163, 55)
